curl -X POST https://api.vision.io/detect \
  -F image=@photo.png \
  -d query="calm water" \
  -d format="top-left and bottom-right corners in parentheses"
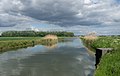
top-left (0, 38), bottom-right (95, 76)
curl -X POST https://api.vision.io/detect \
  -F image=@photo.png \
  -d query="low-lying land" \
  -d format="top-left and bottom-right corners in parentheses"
top-left (0, 37), bottom-right (42, 52)
top-left (0, 37), bottom-right (73, 52)
top-left (0, 31), bottom-right (75, 52)
top-left (81, 36), bottom-right (120, 76)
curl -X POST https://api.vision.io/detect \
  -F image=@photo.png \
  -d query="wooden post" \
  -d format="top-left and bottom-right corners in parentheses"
top-left (95, 48), bottom-right (113, 68)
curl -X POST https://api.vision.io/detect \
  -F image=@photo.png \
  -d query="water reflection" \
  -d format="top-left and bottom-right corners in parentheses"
top-left (41, 38), bottom-right (73, 49)
top-left (0, 38), bottom-right (95, 76)
top-left (41, 42), bottom-right (57, 49)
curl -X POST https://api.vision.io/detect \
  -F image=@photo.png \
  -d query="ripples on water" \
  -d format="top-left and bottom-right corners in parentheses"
top-left (0, 38), bottom-right (95, 76)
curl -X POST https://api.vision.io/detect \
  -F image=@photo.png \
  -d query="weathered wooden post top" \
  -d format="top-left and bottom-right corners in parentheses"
top-left (96, 48), bottom-right (113, 56)
top-left (95, 48), bottom-right (113, 68)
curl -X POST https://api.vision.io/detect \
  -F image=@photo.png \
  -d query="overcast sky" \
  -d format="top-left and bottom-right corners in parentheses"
top-left (0, 0), bottom-right (120, 35)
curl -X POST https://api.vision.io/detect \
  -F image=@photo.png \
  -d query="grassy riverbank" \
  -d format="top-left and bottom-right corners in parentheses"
top-left (0, 37), bottom-right (74, 52)
top-left (81, 36), bottom-right (120, 76)
top-left (0, 37), bottom-right (42, 52)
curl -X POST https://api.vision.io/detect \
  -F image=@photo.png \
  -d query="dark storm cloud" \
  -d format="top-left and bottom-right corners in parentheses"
top-left (19, 0), bottom-right (84, 26)
top-left (19, 0), bottom-right (107, 26)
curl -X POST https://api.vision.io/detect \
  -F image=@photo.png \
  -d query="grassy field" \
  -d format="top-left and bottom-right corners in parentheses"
top-left (0, 37), bottom-right (74, 52)
top-left (0, 37), bottom-right (42, 52)
top-left (81, 36), bottom-right (120, 76)
top-left (0, 37), bottom-right (42, 41)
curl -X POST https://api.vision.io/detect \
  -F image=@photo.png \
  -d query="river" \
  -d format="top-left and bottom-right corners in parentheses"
top-left (0, 38), bottom-right (95, 76)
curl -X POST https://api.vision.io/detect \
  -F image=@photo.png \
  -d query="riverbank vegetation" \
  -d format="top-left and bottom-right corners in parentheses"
top-left (0, 37), bottom-right (42, 52)
top-left (0, 31), bottom-right (74, 52)
top-left (0, 37), bottom-right (64, 52)
top-left (81, 36), bottom-right (120, 76)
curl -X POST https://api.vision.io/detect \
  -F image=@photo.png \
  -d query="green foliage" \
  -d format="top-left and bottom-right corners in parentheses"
top-left (1, 31), bottom-right (74, 37)
top-left (95, 49), bottom-right (120, 76)
top-left (82, 36), bottom-right (120, 49)
top-left (91, 37), bottom-right (120, 49)
top-left (0, 37), bottom-right (42, 52)
top-left (82, 36), bottom-right (120, 76)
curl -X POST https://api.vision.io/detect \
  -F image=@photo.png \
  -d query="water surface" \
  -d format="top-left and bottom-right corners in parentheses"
top-left (0, 38), bottom-right (95, 76)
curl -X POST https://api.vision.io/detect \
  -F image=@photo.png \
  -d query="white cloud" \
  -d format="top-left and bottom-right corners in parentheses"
top-left (0, 0), bottom-right (120, 35)
top-left (84, 0), bottom-right (92, 4)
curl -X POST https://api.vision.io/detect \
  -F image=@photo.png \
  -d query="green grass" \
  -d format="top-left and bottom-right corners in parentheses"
top-left (0, 37), bottom-right (72, 52)
top-left (94, 37), bottom-right (120, 76)
top-left (0, 37), bottom-right (42, 41)
top-left (81, 36), bottom-right (120, 76)
top-left (0, 37), bottom-right (70, 52)
top-left (95, 49), bottom-right (120, 76)
top-left (0, 37), bottom-right (42, 52)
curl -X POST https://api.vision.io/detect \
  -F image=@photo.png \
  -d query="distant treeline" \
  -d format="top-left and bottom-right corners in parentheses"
top-left (1, 31), bottom-right (74, 37)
